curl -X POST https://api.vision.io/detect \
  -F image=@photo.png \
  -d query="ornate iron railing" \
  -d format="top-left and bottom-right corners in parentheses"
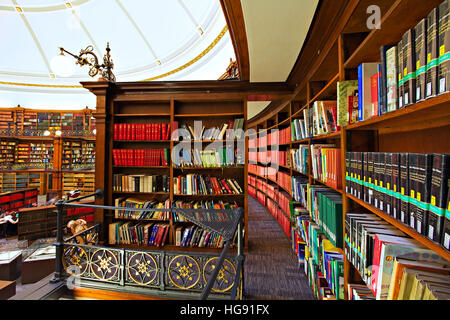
top-left (51, 190), bottom-right (245, 300)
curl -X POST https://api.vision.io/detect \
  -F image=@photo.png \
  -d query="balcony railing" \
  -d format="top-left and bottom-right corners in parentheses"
top-left (51, 190), bottom-right (245, 300)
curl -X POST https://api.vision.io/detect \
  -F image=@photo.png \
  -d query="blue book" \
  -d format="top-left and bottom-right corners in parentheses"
top-left (358, 64), bottom-right (363, 121)
top-left (377, 63), bottom-right (382, 115)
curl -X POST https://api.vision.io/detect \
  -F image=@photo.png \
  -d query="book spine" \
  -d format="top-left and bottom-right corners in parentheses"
top-left (358, 65), bottom-right (363, 121)
top-left (386, 46), bottom-right (398, 112)
top-left (427, 7), bottom-right (439, 98)
top-left (398, 39), bottom-right (404, 108)
top-left (415, 19), bottom-right (427, 102)
top-left (391, 153), bottom-right (401, 220)
top-left (428, 154), bottom-right (450, 242)
top-left (399, 153), bottom-right (410, 224)
top-left (402, 29), bottom-right (416, 107)
top-left (379, 46), bottom-right (390, 115)
top-left (438, 0), bottom-right (450, 94)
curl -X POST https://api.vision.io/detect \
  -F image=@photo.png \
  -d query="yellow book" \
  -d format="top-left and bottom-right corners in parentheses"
top-left (388, 258), bottom-right (450, 300)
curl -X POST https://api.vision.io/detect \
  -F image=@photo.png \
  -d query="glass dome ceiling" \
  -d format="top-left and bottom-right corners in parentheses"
top-left (0, 0), bottom-right (236, 109)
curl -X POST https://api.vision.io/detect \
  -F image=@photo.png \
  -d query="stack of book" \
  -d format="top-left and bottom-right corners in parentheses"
top-left (345, 211), bottom-right (450, 300)
top-left (0, 141), bottom-right (16, 169)
top-left (173, 175), bottom-right (242, 195)
top-left (172, 200), bottom-right (239, 224)
top-left (291, 176), bottom-right (309, 204)
top-left (174, 225), bottom-right (228, 248)
top-left (291, 118), bottom-right (308, 141)
top-left (112, 148), bottom-right (169, 167)
top-left (345, 152), bottom-right (450, 249)
top-left (290, 145), bottom-right (309, 174)
top-left (0, 110), bottom-right (14, 135)
top-left (279, 126), bottom-right (291, 144)
top-left (172, 119), bottom-right (244, 141)
top-left (173, 147), bottom-right (238, 168)
top-left (109, 221), bottom-right (170, 247)
top-left (276, 171), bottom-right (291, 192)
top-left (114, 198), bottom-right (170, 220)
top-left (114, 123), bottom-right (170, 141)
top-left (311, 144), bottom-right (342, 190)
top-left (113, 174), bottom-right (169, 193)
top-left (312, 101), bottom-right (339, 136)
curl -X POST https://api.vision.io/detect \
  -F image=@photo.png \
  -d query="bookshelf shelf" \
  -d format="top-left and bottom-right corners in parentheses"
top-left (310, 177), bottom-right (343, 194)
top-left (112, 192), bottom-right (170, 195)
top-left (311, 131), bottom-right (341, 140)
top-left (112, 243), bottom-right (237, 254)
top-left (345, 92), bottom-right (450, 131)
top-left (174, 113), bottom-right (244, 117)
top-left (346, 193), bottom-right (450, 261)
top-left (84, 81), bottom-right (249, 254)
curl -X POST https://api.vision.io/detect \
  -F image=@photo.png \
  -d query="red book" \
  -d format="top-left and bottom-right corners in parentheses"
top-left (371, 73), bottom-right (379, 117)
top-left (161, 123), bottom-right (166, 141)
top-left (131, 124), bottom-right (136, 140)
top-left (150, 123), bottom-right (154, 140)
top-left (114, 124), bottom-right (118, 140)
top-left (136, 124), bottom-right (140, 140)
top-left (121, 149), bottom-right (125, 166)
top-left (161, 149), bottom-right (165, 166)
top-left (157, 123), bottom-right (161, 140)
top-left (151, 149), bottom-right (155, 166)
top-left (112, 149), bottom-right (117, 165)
top-left (221, 179), bottom-right (233, 194)
top-left (154, 225), bottom-right (165, 246)
top-left (160, 225), bottom-right (169, 246)
top-left (172, 121), bottom-right (178, 140)
top-left (140, 124), bottom-right (145, 140)
top-left (165, 123), bottom-right (170, 140)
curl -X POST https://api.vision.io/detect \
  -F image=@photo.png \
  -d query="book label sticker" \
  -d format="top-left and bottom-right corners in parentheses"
top-left (428, 225), bottom-right (434, 239)
top-left (417, 87), bottom-right (421, 100)
top-left (431, 196), bottom-right (436, 206)
top-left (445, 234), bottom-right (450, 249)
top-left (410, 216), bottom-right (415, 228)
top-left (417, 192), bottom-right (421, 202)
top-left (411, 190), bottom-right (415, 199)
top-left (440, 78), bottom-right (446, 93)
top-left (440, 45), bottom-right (445, 57)
top-left (427, 83), bottom-right (432, 96)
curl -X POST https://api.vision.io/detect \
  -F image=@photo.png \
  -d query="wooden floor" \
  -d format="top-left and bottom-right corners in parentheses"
top-left (244, 196), bottom-right (315, 300)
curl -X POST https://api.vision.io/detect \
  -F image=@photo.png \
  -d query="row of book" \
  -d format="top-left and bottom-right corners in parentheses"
top-left (309, 186), bottom-right (343, 249)
top-left (290, 145), bottom-right (309, 174)
top-left (267, 197), bottom-right (291, 238)
top-left (113, 198), bottom-right (171, 220)
top-left (173, 175), bottom-right (243, 195)
top-left (0, 140), bottom-right (54, 169)
top-left (345, 152), bottom-right (449, 250)
top-left (109, 221), bottom-right (170, 247)
top-left (337, 1), bottom-right (450, 128)
top-left (175, 225), bottom-right (227, 248)
top-left (296, 211), bottom-right (345, 300)
top-left (0, 110), bottom-right (93, 137)
top-left (172, 118), bottom-right (245, 141)
top-left (263, 127), bottom-right (291, 146)
top-left (173, 147), bottom-right (243, 168)
top-left (345, 212), bottom-right (450, 300)
top-left (112, 149), bottom-right (169, 167)
top-left (114, 123), bottom-right (170, 141)
top-left (172, 200), bottom-right (239, 223)
top-left (311, 145), bottom-right (342, 190)
top-left (291, 176), bottom-right (308, 204)
top-left (266, 150), bottom-right (288, 167)
top-left (113, 174), bottom-right (169, 193)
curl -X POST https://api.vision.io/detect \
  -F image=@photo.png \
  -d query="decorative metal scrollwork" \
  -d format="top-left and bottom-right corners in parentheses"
top-left (62, 245), bottom-right (89, 276)
top-left (203, 257), bottom-right (236, 293)
top-left (167, 255), bottom-right (201, 290)
top-left (90, 249), bottom-right (119, 281)
top-left (127, 252), bottom-right (158, 285)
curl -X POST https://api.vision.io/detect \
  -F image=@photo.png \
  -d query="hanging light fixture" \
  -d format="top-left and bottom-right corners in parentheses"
top-left (51, 50), bottom-right (75, 77)
top-left (52, 43), bottom-right (115, 82)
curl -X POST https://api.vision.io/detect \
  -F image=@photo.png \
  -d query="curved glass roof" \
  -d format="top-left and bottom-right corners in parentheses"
top-left (0, 0), bottom-right (236, 109)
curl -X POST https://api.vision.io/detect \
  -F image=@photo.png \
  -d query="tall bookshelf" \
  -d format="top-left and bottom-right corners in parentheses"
top-left (82, 81), bottom-right (249, 253)
top-left (248, 0), bottom-right (450, 299)
top-left (0, 106), bottom-right (96, 195)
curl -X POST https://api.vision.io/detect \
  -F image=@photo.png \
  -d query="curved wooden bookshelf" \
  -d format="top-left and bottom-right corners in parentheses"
top-left (247, 0), bottom-right (450, 301)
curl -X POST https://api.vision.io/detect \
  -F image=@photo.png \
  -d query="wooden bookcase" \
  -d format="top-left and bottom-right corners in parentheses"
top-left (248, 0), bottom-right (450, 299)
top-left (0, 106), bottom-right (96, 195)
top-left (82, 80), bottom-right (249, 253)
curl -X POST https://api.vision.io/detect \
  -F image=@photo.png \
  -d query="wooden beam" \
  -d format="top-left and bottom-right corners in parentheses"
top-left (220, 0), bottom-right (250, 81)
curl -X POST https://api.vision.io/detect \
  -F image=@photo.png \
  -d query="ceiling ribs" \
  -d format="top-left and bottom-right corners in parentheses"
top-left (114, 0), bottom-right (160, 64)
top-left (11, 0), bottom-right (53, 77)
top-left (177, 0), bottom-right (204, 35)
top-left (65, 1), bottom-right (103, 57)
